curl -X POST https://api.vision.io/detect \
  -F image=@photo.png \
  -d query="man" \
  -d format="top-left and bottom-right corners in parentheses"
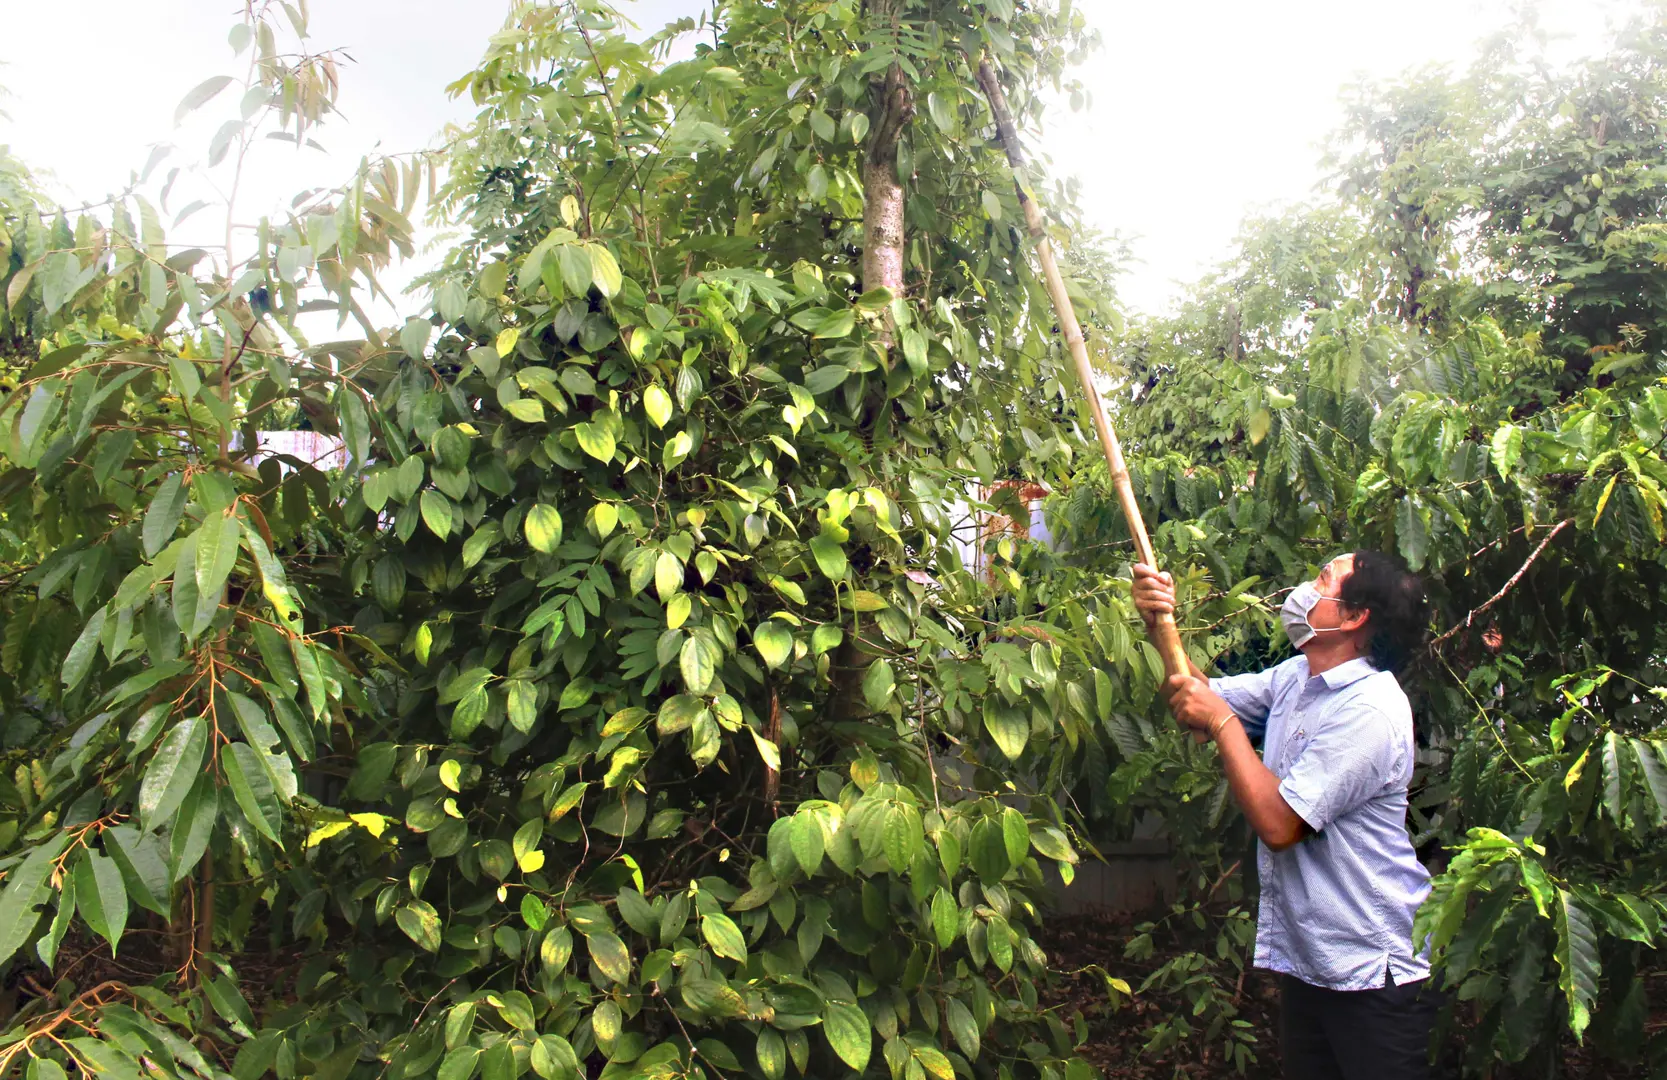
top-left (1132, 551), bottom-right (1437, 1080)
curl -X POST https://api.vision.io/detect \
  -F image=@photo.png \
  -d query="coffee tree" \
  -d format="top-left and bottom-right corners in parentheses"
top-left (0, 2), bottom-right (1138, 1080)
top-left (1042, 15), bottom-right (1667, 1075)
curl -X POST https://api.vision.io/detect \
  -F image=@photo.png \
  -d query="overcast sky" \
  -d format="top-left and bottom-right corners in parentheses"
top-left (0, 0), bottom-right (1636, 317)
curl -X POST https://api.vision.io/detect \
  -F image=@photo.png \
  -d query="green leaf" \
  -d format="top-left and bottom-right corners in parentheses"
top-left (660, 892), bottom-right (690, 945)
top-left (397, 900), bottom-right (443, 952)
top-left (421, 490), bottom-right (454, 539)
top-left (1030, 823), bottom-right (1076, 863)
top-left (682, 978), bottom-right (744, 1017)
top-left (931, 888), bottom-right (958, 948)
top-left (339, 387), bottom-right (371, 469)
top-left (139, 717), bottom-right (207, 831)
top-left (1491, 424), bottom-right (1523, 478)
top-left (811, 624), bottom-right (843, 656)
top-left (203, 974), bottom-right (257, 1038)
top-left (701, 911), bottom-right (748, 962)
top-left (822, 1001), bottom-right (871, 1073)
top-left (103, 827), bottom-right (168, 916)
top-left (790, 812), bottom-right (824, 876)
top-left (0, 833), bottom-right (69, 965)
top-left (946, 997), bottom-right (980, 1060)
top-left (1002, 807), bottom-right (1030, 868)
top-left (862, 659), bottom-right (894, 711)
top-left (754, 621), bottom-right (793, 669)
top-left (987, 913), bottom-right (1014, 972)
top-left (1520, 858), bottom-right (1555, 918)
top-left (525, 504), bottom-right (564, 553)
top-left (506, 397), bottom-right (544, 424)
top-left (882, 803), bottom-right (922, 872)
top-left (498, 991), bottom-right (538, 1033)
top-left (224, 742), bottom-right (283, 842)
top-left (586, 929), bottom-right (632, 982)
top-left (616, 887), bottom-right (657, 937)
top-left (681, 633), bottom-right (719, 694)
top-left (400, 317), bottom-right (432, 361)
top-left (1395, 496), bottom-right (1431, 571)
top-left (439, 1048), bottom-right (480, 1080)
top-left (73, 850), bottom-right (126, 954)
top-left (927, 90), bottom-right (954, 133)
top-left (809, 534), bottom-right (847, 580)
top-left (557, 245), bottom-right (592, 295)
top-left (61, 605), bottom-right (108, 690)
top-left (970, 817), bottom-right (1010, 882)
top-left (983, 700), bottom-right (1028, 761)
top-left (811, 309), bottom-right (854, 339)
top-left (1630, 737), bottom-right (1667, 824)
top-left (1601, 731), bottom-right (1625, 823)
top-left (37, 877), bottom-right (75, 969)
top-left (1554, 890), bottom-right (1599, 1040)
top-left (194, 509), bottom-right (241, 613)
top-left (755, 1027), bottom-right (786, 1080)
top-left (507, 680), bottom-right (539, 734)
top-left (143, 474), bottom-right (189, 557)
top-left (803, 366), bottom-right (849, 395)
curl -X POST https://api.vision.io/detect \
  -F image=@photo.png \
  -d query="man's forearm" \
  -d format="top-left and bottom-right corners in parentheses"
top-left (1214, 718), bottom-right (1308, 851)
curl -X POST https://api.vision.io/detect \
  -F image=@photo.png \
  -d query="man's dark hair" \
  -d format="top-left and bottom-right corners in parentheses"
top-left (1339, 550), bottom-right (1430, 673)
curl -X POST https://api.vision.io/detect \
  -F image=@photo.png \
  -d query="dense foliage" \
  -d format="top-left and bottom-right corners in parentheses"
top-left (1040, 13), bottom-right (1667, 1076)
top-left (7, 3), bottom-right (1667, 1080)
top-left (0, 4), bottom-right (1152, 1080)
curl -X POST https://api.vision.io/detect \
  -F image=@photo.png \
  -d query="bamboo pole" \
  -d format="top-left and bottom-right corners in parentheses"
top-left (975, 58), bottom-right (1191, 682)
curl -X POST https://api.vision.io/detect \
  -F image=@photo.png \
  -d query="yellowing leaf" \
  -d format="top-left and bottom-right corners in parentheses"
top-left (575, 422), bottom-right (615, 462)
top-left (306, 820), bottom-right (353, 847)
top-left (588, 245), bottom-right (623, 297)
top-left (754, 620), bottom-right (793, 669)
top-left (643, 384), bottom-right (674, 429)
top-left (525, 504), bottom-right (564, 553)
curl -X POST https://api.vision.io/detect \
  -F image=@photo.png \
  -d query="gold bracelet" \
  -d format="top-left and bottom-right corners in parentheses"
top-left (1208, 713), bottom-right (1236, 740)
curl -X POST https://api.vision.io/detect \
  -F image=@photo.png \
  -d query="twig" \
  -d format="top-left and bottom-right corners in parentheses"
top-left (0, 981), bottom-right (128, 1075)
top-left (1431, 518), bottom-right (1573, 648)
top-left (1204, 860), bottom-right (1241, 904)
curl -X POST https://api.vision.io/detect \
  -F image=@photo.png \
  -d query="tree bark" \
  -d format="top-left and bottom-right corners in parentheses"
top-left (861, 55), bottom-right (912, 325)
top-left (827, 9), bottom-right (915, 725)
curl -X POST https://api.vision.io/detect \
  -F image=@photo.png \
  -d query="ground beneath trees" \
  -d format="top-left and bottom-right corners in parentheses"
top-left (1037, 910), bottom-right (1656, 1080)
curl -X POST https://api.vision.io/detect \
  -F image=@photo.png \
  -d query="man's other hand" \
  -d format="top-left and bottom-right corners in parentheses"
top-left (1131, 563), bottom-right (1175, 628)
top-left (1162, 674), bottom-right (1234, 733)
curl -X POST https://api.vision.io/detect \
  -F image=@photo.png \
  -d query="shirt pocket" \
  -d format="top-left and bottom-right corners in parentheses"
top-left (1278, 726), bottom-right (1311, 774)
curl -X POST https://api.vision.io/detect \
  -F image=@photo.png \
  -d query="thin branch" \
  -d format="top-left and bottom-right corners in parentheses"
top-left (1431, 518), bottom-right (1573, 648)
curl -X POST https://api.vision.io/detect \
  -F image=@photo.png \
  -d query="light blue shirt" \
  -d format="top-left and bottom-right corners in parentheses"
top-left (1212, 655), bottom-right (1432, 991)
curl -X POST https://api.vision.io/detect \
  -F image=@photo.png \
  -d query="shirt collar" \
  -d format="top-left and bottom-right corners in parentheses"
top-left (1316, 656), bottom-right (1378, 690)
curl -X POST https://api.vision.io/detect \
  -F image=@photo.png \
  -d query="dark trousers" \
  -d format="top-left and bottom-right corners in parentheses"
top-left (1279, 973), bottom-right (1440, 1080)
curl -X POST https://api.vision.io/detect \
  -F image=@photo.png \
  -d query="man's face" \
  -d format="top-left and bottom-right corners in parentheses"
top-left (1306, 553), bottom-right (1355, 635)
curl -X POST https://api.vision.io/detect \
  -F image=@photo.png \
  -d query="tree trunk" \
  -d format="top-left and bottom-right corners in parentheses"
top-left (862, 58), bottom-right (912, 326)
top-left (829, 2), bottom-right (914, 724)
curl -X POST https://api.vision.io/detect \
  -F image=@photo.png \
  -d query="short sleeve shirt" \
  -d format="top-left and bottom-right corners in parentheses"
top-left (1211, 655), bottom-right (1432, 990)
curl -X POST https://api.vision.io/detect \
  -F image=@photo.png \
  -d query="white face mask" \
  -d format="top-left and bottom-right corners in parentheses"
top-left (1280, 580), bottom-right (1345, 650)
